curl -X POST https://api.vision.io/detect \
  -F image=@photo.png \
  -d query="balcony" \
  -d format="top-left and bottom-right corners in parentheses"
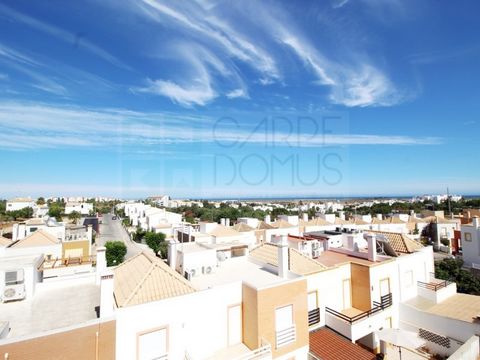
top-left (308, 308), bottom-right (320, 327)
top-left (325, 294), bottom-right (393, 342)
top-left (276, 325), bottom-right (296, 349)
top-left (204, 340), bottom-right (272, 360)
top-left (417, 276), bottom-right (457, 304)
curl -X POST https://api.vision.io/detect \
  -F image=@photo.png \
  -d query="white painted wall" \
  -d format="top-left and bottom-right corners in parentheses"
top-left (115, 282), bottom-right (243, 360)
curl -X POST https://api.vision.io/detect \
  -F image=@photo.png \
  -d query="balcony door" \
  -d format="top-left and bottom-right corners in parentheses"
top-left (380, 278), bottom-right (390, 297)
top-left (227, 304), bottom-right (242, 346)
top-left (342, 279), bottom-right (351, 310)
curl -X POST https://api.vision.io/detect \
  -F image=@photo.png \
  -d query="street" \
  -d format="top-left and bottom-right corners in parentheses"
top-left (96, 213), bottom-right (143, 259)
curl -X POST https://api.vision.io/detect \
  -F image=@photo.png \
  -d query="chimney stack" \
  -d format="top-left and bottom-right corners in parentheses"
top-left (12, 223), bottom-right (19, 242)
top-left (220, 218), bottom-right (226, 226)
top-left (339, 211), bottom-right (345, 221)
top-left (473, 216), bottom-right (480, 228)
top-left (100, 270), bottom-right (115, 318)
top-left (366, 234), bottom-right (377, 262)
top-left (168, 240), bottom-right (178, 270)
top-left (376, 214), bottom-right (383, 221)
top-left (278, 235), bottom-right (289, 279)
top-left (226, 218), bottom-right (230, 227)
top-left (265, 215), bottom-right (271, 224)
top-left (303, 213), bottom-right (308, 222)
top-left (96, 247), bottom-right (107, 285)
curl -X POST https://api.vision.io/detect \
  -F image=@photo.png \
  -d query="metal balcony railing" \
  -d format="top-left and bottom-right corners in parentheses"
top-left (417, 279), bottom-right (452, 292)
top-left (276, 325), bottom-right (296, 349)
top-left (308, 308), bottom-right (320, 327)
top-left (325, 293), bottom-right (392, 324)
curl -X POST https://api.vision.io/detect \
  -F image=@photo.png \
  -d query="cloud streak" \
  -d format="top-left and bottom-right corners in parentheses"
top-left (0, 101), bottom-right (441, 150)
top-left (0, 3), bottom-right (131, 70)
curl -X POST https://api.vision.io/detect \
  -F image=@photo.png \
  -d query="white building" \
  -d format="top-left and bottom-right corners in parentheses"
top-left (461, 217), bottom-right (480, 269)
top-left (6, 198), bottom-right (35, 212)
top-left (64, 202), bottom-right (93, 215)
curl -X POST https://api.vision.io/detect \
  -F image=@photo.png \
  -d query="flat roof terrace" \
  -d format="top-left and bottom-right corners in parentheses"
top-left (190, 256), bottom-right (287, 290)
top-left (0, 276), bottom-right (100, 338)
top-left (315, 250), bottom-right (391, 268)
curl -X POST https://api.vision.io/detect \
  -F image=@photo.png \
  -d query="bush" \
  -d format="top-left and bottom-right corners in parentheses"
top-left (144, 232), bottom-right (167, 257)
top-left (105, 241), bottom-right (127, 266)
top-left (440, 238), bottom-right (450, 247)
top-left (435, 258), bottom-right (480, 295)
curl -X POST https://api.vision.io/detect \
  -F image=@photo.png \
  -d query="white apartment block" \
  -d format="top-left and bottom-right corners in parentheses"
top-left (64, 202), bottom-right (94, 215)
top-left (1, 214), bottom-right (480, 359)
top-left (461, 217), bottom-right (480, 269)
top-left (5, 198), bottom-right (35, 212)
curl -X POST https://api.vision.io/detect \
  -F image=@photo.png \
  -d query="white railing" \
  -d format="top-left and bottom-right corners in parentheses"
top-left (155, 354), bottom-right (168, 360)
top-left (232, 343), bottom-right (272, 360)
top-left (472, 263), bottom-right (480, 270)
top-left (276, 325), bottom-right (296, 349)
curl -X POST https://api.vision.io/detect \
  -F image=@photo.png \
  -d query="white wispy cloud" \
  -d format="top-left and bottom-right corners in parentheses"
top-left (226, 88), bottom-right (248, 99)
top-left (0, 3), bottom-right (130, 70)
top-left (0, 101), bottom-right (441, 150)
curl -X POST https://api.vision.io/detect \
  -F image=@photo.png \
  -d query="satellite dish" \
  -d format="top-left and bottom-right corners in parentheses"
top-left (217, 251), bottom-right (226, 262)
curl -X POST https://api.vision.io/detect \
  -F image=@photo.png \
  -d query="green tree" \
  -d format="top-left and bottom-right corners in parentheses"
top-left (68, 211), bottom-right (82, 223)
top-left (9, 207), bottom-right (34, 220)
top-left (145, 232), bottom-right (167, 257)
top-left (36, 197), bottom-right (46, 205)
top-left (105, 241), bottom-right (127, 266)
top-left (435, 258), bottom-right (480, 295)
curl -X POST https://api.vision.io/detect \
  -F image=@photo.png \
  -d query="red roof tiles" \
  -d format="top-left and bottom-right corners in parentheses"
top-left (310, 328), bottom-right (376, 360)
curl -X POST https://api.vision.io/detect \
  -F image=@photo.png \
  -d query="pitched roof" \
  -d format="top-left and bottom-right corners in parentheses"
top-left (256, 221), bottom-right (275, 230)
top-left (310, 328), bottom-right (376, 360)
top-left (334, 217), bottom-right (351, 225)
top-left (369, 230), bottom-right (423, 254)
top-left (25, 218), bottom-right (45, 226)
top-left (388, 217), bottom-right (406, 224)
top-left (352, 218), bottom-right (369, 225)
top-left (10, 230), bottom-right (59, 248)
top-left (371, 218), bottom-right (388, 224)
top-left (249, 243), bottom-right (326, 275)
top-left (271, 219), bottom-right (296, 228)
top-left (114, 252), bottom-right (196, 307)
top-left (232, 223), bottom-right (255, 232)
top-left (301, 217), bottom-right (333, 226)
top-left (208, 225), bottom-right (239, 237)
top-left (0, 236), bottom-right (12, 247)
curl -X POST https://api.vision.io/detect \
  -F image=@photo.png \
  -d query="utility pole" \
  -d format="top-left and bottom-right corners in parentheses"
top-left (447, 186), bottom-right (452, 217)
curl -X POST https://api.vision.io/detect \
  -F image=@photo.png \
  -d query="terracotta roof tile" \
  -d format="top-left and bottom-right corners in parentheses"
top-left (369, 230), bottom-right (423, 254)
top-left (232, 223), bottom-right (255, 232)
top-left (10, 230), bottom-right (59, 248)
top-left (114, 252), bottom-right (196, 307)
top-left (271, 219), bottom-right (296, 228)
top-left (310, 328), bottom-right (376, 360)
top-left (249, 243), bottom-right (326, 275)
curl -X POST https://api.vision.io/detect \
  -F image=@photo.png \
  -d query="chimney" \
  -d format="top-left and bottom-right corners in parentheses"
top-left (376, 214), bottom-right (383, 220)
top-left (347, 235), bottom-right (355, 250)
top-left (473, 216), bottom-right (480, 228)
top-left (220, 218), bottom-right (226, 226)
top-left (100, 270), bottom-right (115, 318)
top-left (265, 215), bottom-right (271, 224)
top-left (18, 224), bottom-right (26, 240)
top-left (410, 210), bottom-right (415, 217)
top-left (225, 218), bottom-right (230, 227)
top-left (366, 234), bottom-right (377, 262)
top-left (278, 235), bottom-right (289, 279)
top-left (188, 225), bottom-right (192, 242)
top-left (168, 240), bottom-right (178, 270)
top-left (339, 211), bottom-right (345, 221)
top-left (303, 213), bottom-right (308, 222)
top-left (87, 224), bottom-right (93, 243)
top-left (96, 246), bottom-right (107, 285)
top-left (12, 223), bottom-right (19, 242)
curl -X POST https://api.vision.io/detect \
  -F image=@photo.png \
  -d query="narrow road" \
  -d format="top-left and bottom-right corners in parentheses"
top-left (96, 213), bottom-right (142, 259)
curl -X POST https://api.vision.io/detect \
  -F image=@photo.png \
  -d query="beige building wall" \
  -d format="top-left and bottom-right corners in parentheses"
top-left (62, 240), bottom-right (91, 257)
top-left (351, 263), bottom-right (371, 311)
top-left (0, 320), bottom-right (115, 360)
top-left (243, 279), bottom-right (309, 358)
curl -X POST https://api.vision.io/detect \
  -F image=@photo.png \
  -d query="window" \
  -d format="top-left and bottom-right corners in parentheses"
top-left (30, 227), bottom-right (38, 233)
top-left (403, 270), bottom-right (414, 288)
top-left (275, 305), bottom-right (293, 331)
top-left (465, 232), bottom-right (472, 242)
top-left (137, 327), bottom-right (168, 360)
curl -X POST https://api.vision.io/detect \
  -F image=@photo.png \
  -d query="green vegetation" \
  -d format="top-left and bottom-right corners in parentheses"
top-left (5, 207), bottom-right (34, 220)
top-left (68, 211), bottom-right (82, 223)
top-left (36, 197), bottom-right (46, 205)
top-left (435, 258), bottom-right (480, 295)
top-left (48, 201), bottom-right (65, 221)
top-left (144, 232), bottom-right (168, 258)
top-left (105, 241), bottom-right (127, 266)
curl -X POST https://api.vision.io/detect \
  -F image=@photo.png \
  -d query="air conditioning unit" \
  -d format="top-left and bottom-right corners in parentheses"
top-left (312, 241), bottom-right (319, 250)
top-left (202, 265), bottom-right (215, 275)
top-left (312, 249), bottom-right (320, 258)
top-left (3, 270), bottom-right (26, 303)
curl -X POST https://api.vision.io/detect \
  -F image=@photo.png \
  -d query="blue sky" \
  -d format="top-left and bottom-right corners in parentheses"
top-left (0, 0), bottom-right (479, 199)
